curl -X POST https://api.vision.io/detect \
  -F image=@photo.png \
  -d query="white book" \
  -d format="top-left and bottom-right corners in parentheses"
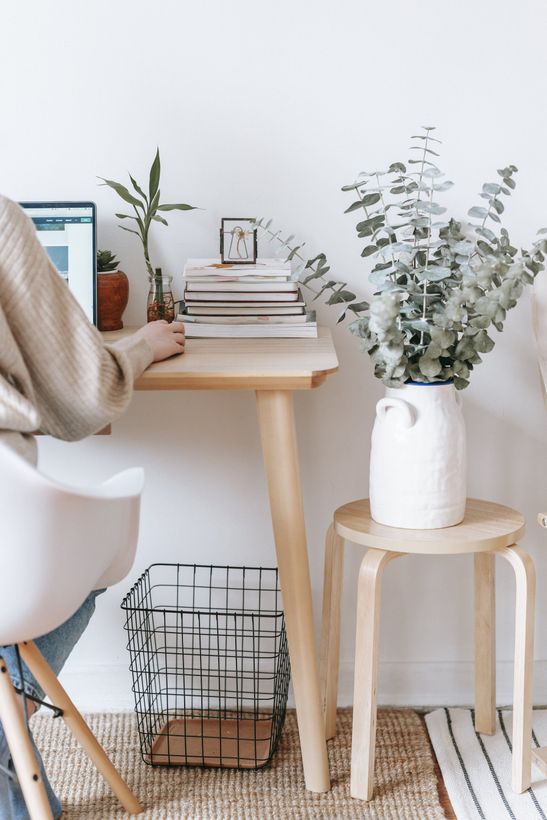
top-left (185, 290), bottom-right (300, 302)
top-left (181, 312), bottom-right (315, 325)
top-left (184, 258), bottom-right (292, 278)
top-left (185, 281), bottom-right (298, 293)
top-left (181, 322), bottom-right (318, 339)
top-left (183, 275), bottom-right (291, 283)
top-left (186, 304), bottom-right (306, 316)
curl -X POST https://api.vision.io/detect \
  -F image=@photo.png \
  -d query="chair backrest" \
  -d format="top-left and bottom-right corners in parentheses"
top-left (0, 444), bottom-right (144, 644)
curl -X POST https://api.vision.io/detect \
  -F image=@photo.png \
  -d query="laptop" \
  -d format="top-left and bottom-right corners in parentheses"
top-left (20, 201), bottom-right (97, 325)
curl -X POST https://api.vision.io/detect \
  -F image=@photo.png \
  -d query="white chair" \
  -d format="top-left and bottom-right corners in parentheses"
top-left (0, 443), bottom-right (144, 819)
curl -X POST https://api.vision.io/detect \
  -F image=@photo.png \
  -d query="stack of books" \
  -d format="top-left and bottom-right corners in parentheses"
top-left (178, 259), bottom-right (317, 338)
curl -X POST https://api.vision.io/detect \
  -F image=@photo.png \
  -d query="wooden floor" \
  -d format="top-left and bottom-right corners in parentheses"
top-left (420, 715), bottom-right (456, 819)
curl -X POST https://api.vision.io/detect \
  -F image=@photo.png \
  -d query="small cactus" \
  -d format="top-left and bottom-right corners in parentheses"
top-left (97, 249), bottom-right (120, 272)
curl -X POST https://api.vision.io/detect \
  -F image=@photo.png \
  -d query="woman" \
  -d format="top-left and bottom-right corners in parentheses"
top-left (0, 193), bottom-right (185, 818)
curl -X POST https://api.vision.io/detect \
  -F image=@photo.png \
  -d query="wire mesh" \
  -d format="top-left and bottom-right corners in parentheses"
top-left (121, 563), bottom-right (290, 769)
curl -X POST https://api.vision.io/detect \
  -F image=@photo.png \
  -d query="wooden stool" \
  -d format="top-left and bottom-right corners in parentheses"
top-left (320, 498), bottom-right (535, 801)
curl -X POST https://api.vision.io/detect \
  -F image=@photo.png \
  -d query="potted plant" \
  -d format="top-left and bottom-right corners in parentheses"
top-left (99, 148), bottom-right (196, 323)
top-left (96, 249), bottom-right (129, 331)
top-left (255, 128), bottom-right (547, 529)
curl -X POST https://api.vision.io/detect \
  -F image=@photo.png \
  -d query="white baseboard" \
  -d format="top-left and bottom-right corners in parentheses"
top-left (58, 659), bottom-right (547, 712)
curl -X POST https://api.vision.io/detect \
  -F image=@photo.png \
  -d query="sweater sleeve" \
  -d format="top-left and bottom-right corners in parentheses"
top-left (0, 197), bottom-right (153, 440)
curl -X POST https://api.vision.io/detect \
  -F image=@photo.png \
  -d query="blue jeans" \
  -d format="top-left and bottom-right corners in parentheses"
top-left (0, 589), bottom-right (105, 819)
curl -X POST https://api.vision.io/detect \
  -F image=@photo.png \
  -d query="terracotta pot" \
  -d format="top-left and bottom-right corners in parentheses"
top-left (97, 270), bottom-right (129, 331)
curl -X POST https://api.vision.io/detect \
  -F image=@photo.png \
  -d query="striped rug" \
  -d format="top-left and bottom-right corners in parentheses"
top-left (426, 707), bottom-right (547, 820)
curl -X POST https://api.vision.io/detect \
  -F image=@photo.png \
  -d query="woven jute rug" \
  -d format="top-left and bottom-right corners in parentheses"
top-left (31, 708), bottom-right (445, 819)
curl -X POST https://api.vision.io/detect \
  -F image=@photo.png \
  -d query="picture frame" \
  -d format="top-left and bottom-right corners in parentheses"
top-left (220, 218), bottom-right (258, 264)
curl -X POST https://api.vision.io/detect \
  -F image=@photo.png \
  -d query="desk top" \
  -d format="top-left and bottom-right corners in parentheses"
top-left (103, 326), bottom-right (339, 390)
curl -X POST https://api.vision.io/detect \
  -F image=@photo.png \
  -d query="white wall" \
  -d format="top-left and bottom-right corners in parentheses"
top-left (1, 0), bottom-right (547, 709)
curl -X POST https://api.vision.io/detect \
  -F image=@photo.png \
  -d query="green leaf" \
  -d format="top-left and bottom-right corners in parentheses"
top-left (419, 357), bottom-right (443, 378)
top-left (348, 300), bottom-right (370, 313)
top-left (422, 167), bottom-right (443, 177)
top-left (157, 203), bottom-right (196, 211)
top-left (129, 174), bottom-right (147, 202)
top-left (414, 201), bottom-right (446, 215)
top-left (482, 183), bottom-right (501, 195)
top-left (118, 225), bottom-right (140, 237)
top-left (468, 206), bottom-right (488, 219)
top-left (149, 148), bottom-right (161, 202)
top-left (433, 180), bottom-right (454, 192)
top-left (341, 181), bottom-right (367, 192)
top-left (152, 215), bottom-right (169, 226)
top-left (476, 226), bottom-right (497, 242)
top-left (115, 213), bottom-right (138, 220)
top-left (98, 177), bottom-right (143, 208)
top-left (362, 245), bottom-right (379, 257)
top-left (362, 193), bottom-right (381, 207)
top-left (417, 266), bottom-right (452, 281)
top-left (345, 200), bottom-right (366, 213)
top-left (327, 289), bottom-right (356, 305)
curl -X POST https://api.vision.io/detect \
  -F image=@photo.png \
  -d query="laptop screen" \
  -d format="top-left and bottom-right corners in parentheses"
top-left (21, 202), bottom-right (96, 324)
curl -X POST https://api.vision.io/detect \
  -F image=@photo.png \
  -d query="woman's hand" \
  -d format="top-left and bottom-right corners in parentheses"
top-left (133, 320), bottom-right (185, 362)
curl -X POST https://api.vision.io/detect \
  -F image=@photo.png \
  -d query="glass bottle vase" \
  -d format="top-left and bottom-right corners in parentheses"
top-left (147, 269), bottom-right (175, 323)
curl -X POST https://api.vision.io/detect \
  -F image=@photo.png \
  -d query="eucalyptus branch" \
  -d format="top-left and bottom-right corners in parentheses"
top-left (258, 128), bottom-right (543, 390)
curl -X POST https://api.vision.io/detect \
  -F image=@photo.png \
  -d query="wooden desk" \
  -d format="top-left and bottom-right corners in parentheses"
top-left (104, 327), bottom-right (339, 793)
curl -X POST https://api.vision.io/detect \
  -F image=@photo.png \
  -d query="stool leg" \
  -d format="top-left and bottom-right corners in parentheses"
top-left (475, 552), bottom-right (496, 734)
top-left (0, 655), bottom-right (53, 820)
top-left (499, 545), bottom-right (535, 794)
top-left (320, 524), bottom-right (345, 740)
top-left (351, 548), bottom-right (399, 801)
top-left (19, 641), bottom-right (143, 814)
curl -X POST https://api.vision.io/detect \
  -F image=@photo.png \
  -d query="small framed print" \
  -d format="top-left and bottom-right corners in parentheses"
top-left (220, 218), bottom-right (258, 264)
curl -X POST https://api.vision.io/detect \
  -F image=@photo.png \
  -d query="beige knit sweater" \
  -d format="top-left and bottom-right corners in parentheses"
top-left (0, 195), bottom-right (154, 465)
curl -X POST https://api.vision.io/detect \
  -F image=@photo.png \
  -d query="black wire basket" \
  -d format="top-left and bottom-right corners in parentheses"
top-left (121, 563), bottom-right (290, 770)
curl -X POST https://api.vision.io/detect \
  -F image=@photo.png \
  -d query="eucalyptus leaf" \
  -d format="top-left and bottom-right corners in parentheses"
top-left (468, 206), bottom-right (488, 219)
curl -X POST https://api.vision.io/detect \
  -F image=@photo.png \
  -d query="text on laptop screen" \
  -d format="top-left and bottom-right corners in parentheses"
top-left (23, 204), bottom-right (95, 323)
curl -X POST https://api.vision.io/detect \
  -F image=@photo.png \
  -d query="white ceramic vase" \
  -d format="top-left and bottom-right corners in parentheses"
top-left (369, 382), bottom-right (466, 529)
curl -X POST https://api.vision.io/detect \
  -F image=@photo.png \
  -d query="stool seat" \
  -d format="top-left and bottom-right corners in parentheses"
top-left (334, 498), bottom-right (525, 555)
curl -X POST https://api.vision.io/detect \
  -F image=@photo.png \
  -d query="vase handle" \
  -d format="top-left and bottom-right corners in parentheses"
top-left (376, 397), bottom-right (415, 428)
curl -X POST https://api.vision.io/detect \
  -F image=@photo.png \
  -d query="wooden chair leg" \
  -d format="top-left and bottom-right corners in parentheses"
top-left (319, 523), bottom-right (345, 740)
top-left (498, 545), bottom-right (535, 794)
top-left (0, 655), bottom-right (53, 820)
top-left (474, 552), bottom-right (496, 734)
top-left (350, 548), bottom-right (399, 802)
top-left (19, 641), bottom-right (143, 815)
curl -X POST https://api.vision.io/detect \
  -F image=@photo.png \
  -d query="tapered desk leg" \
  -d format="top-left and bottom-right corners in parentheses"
top-left (475, 552), bottom-right (496, 735)
top-left (256, 389), bottom-right (330, 793)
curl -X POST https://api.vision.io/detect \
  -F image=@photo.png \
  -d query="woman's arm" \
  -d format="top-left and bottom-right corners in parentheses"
top-left (0, 196), bottom-right (182, 440)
